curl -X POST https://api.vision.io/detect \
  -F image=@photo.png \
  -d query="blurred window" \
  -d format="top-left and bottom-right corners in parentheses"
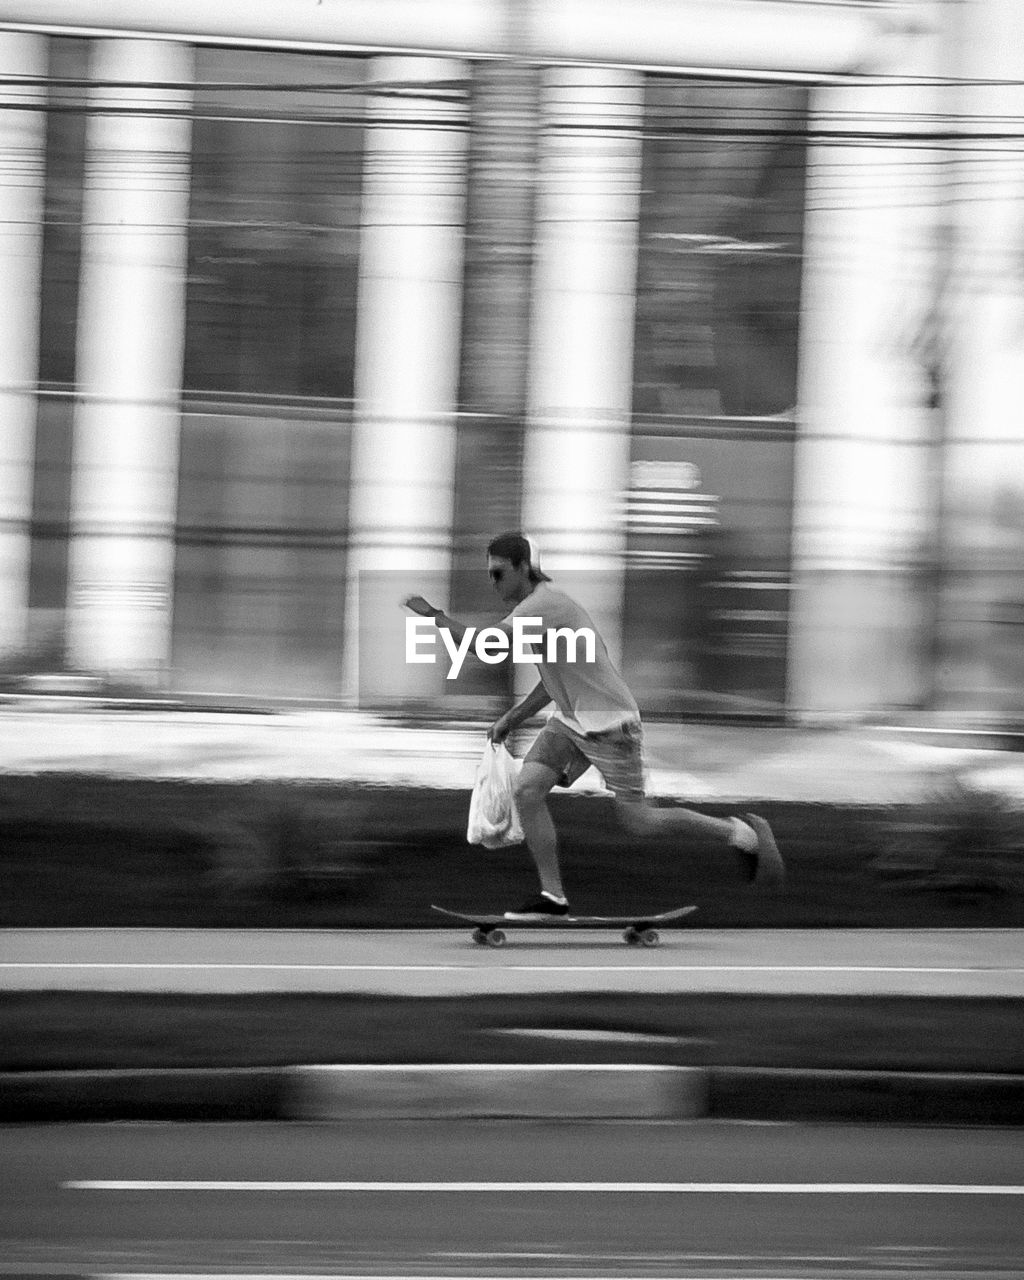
top-left (173, 49), bottom-right (365, 698)
top-left (633, 79), bottom-right (808, 420)
top-left (623, 78), bottom-right (808, 717)
top-left (183, 48), bottom-right (365, 398)
top-left (28, 37), bottom-right (90, 647)
top-left (36, 38), bottom-right (89, 387)
top-left (171, 403), bottom-right (352, 700)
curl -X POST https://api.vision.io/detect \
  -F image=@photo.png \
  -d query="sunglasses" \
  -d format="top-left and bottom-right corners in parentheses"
top-left (488, 567), bottom-right (505, 582)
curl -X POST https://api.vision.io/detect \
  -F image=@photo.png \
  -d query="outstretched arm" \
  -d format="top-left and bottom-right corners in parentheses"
top-left (403, 595), bottom-right (469, 645)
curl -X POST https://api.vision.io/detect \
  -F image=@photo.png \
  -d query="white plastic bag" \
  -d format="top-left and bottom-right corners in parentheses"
top-left (467, 740), bottom-right (524, 848)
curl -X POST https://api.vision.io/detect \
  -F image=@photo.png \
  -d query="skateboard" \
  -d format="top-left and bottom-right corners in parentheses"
top-left (431, 903), bottom-right (697, 947)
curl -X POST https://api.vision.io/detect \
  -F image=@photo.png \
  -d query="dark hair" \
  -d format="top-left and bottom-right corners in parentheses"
top-left (486, 531), bottom-right (551, 583)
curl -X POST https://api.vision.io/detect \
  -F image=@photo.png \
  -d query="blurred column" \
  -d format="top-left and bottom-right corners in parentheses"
top-left (343, 58), bottom-right (469, 706)
top-left (66, 40), bottom-right (192, 682)
top-left (0, 34), bottom-right (46, 657)
top-left (521, 68), bottom-right (643, 664)
top-left (787, 17), bottom-right (945, 717)
top-left (938, 0), bottom-right (1024, 719)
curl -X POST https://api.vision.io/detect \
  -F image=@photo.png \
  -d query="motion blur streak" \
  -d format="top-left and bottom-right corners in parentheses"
top-left (0, 0), bottom-right (1020, 728)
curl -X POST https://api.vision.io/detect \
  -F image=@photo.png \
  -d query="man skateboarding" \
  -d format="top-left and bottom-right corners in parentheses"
top-left (404, 531), bottom-right (784, 920)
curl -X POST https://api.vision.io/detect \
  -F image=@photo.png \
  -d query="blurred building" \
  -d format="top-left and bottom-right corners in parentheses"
top-left (0, 0), bottom-right (1022, 723)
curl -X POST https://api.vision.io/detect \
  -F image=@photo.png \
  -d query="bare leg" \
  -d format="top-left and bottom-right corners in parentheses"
top-left (613, 799), bottom-right (734, 845)
top-left (612, 797), bottom-right (782, 885)
top-left (514, 761), bottom-right (566, 899)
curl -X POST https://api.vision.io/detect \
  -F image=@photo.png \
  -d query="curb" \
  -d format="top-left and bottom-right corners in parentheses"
top-left (3, 1064), bottom-right (1023, 1125)
top-left (709, 1067), bottom-right (1024, 1125)
top-left (289, 1064), bottom-right (709, 1120)
top-left (0, 1067), bottom-right (289, 1122)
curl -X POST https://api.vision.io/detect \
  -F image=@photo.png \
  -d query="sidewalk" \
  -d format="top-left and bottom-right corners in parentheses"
top-left (1, 703), bottom-right (1023, 802)
top-left (5, 1061), bottom-right (1021, 1125)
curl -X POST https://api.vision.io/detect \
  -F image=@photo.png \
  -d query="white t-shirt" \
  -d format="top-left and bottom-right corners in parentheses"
top-left (500, 581), bottom-right (639, 736)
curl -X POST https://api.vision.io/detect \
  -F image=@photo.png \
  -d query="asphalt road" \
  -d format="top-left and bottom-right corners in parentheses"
top-left (3, 1120), bottom-right (1023, 1278)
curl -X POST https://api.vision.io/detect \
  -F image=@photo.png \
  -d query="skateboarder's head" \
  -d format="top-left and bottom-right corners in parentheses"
top-left (486, 531), bottom-right (550, 603)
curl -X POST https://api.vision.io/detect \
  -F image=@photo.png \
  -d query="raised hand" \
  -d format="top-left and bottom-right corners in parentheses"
top-left (403, 595), bottom-right (437, 617)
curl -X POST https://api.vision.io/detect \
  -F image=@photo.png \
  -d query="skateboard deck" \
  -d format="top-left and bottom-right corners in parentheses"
top-left (431, 903), bottom-right (697, 947)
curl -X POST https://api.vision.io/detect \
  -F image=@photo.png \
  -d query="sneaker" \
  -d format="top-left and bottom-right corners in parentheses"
top-left (743, 813), bottom-right (785, 888)
top-left (504, 892), bottom-right (570, 920)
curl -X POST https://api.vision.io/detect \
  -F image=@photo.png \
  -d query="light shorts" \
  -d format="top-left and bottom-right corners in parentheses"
top-left (523, 716), bottom-right (646, 804)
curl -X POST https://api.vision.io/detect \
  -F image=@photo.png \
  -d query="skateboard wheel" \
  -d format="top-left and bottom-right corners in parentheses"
top-left (623, 928), bottom-right (640, 945)
top-left (640, 928), bottom-right (660, 947)
top-left (486, 929), bottom-right (507, 947)
top-left (472, 928), bottom-right (487, 945)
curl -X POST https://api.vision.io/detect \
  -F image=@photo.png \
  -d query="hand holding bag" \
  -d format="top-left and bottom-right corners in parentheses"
top-left (467, 740), bottom-right (525, 849)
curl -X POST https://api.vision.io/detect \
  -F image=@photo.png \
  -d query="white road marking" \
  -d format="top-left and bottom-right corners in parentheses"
top-left (488, 1028), bottom-right (695, 1044)
top-left (85, 1274), bottom-right (858, 1280)
top-left (86, 1275), bottom-right (847, 1280)
top-left (6, 963), bottom-right (1019, 974)
top-left (66, 1180), bottom-right (1024, 1194)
